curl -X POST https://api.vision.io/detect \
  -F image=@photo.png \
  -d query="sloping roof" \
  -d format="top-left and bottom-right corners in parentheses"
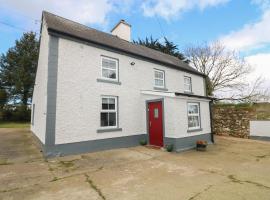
top-left (42, 11), bottom-right (205, 77)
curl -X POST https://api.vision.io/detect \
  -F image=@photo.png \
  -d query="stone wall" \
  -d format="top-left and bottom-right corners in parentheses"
top-left (212, 105), bottom-right (257, 138)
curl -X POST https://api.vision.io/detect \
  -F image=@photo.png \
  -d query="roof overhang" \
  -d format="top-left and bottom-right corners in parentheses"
top-left (175, 92), bottom-right (216, 100)
top-left (141, 90), bottom-right (215, 101)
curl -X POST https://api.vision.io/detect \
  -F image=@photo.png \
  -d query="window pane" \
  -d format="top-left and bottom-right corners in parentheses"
top-left (101, 113), bottom-right (109, 127)
top-left (184, 77), bottom-right (191, 84)
top-left (155, 79), bottom-right (164, 86)
top-left (154, 108), bottom-right (159, 118)
top-left (102, 98), bottom-right (108, 110)
top-left (108, 70), bottom-right (116, 79)
top-left (155, 71), bottom-right (163, 79)
top-left (102, 69), bottom-right (109, 78)
top-left (102, 58), bottom-right (116, 69)
top-left (102, 69), bottom-right (116, 79)
top-left (188, 116), bottom-right (199, 128)
top-left (188, 104), bottom-right (199, 114)
top-left (185, 84), bottom-right (191, 91)
top-left (109, 112), bottom-right (116, 126)
top-left (108, 98), bottom-right (115, 110)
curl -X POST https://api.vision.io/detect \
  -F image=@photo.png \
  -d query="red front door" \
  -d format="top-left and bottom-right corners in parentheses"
top-left (148, 101), bottom-right (164, 147)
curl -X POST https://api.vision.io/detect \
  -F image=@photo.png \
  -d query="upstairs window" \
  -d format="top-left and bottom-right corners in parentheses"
top-left (184, 76), bottom-right (192, 92)
top-left (187, 103), bottom-right (201, 130)
top-left (154, 69), bottom-right (165, 88)
top-left (100, 96), bottom-right (117, 128)
top-left (101, 56), bottom-right (118, 81)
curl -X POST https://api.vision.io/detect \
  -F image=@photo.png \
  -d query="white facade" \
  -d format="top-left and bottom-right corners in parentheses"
top-left (31, 13), bottom-right (212, 157)
top-left (30, 22), bottom-right (49, 143)
top-left (53, 37), bottom-right (210, 144)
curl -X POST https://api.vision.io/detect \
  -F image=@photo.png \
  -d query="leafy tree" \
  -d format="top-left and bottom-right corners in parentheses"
top-left (0, 32), bottom-right (39, 106)
top-left (0, 88), bottom-right (7, 109)
top-left (185, 41), bottom-right (268, 102)
top-left (133, 36), bottom-right (189, 63)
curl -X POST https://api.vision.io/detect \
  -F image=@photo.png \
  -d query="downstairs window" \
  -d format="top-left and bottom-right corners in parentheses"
top-left (187, 103), bottom-right (201, 130)
top-left (100, 96), bottom-right (117, 128)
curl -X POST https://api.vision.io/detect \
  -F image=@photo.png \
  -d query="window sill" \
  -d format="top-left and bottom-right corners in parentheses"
top-left (97, 78), bottom-right (121, 85)
top-left (153, 87), bottom-right (168, 91)
top-left (184, 91), bottom-right (193, 94)
top-left (187, 128), bottom-right (203, 133)
top-left (96, 128), bottom-right (122, 133)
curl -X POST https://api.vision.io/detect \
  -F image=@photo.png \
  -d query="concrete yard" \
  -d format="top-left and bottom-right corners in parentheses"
top-left (0, 128), bottom-right (270, 200)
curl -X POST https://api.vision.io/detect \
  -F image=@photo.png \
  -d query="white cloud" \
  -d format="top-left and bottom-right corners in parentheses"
top-left (142, 0), bottom-right (230, 20)
top-left (245, 53), bottom-right (270, 92)
top-left (219, 1), bottom-right (270, 91)
top-left (0, 0), bottom-right (130, 27)
top-left (220, 9), bottom-right (270, 51)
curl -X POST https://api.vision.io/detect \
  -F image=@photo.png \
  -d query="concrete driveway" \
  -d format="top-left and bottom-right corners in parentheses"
top-left (0, 128), bottom-right (270, 200)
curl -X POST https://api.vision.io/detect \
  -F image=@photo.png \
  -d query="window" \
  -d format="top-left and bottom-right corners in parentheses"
top-left (154, 69), bottom-right (165, 88)
top-left (100, 96), bottom-right (117, 128)
top-left (154, 108), bottom-right (159, 118)
top-left (184, 76), bottom-right (192, 92)
top-left (187, 103), bottom-right (200, 130)
top-left (101, 56), bottom-right (118, 81)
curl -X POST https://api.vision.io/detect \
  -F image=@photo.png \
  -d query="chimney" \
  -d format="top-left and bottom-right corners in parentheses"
top-left (111, 19), bottom-right (131, 42)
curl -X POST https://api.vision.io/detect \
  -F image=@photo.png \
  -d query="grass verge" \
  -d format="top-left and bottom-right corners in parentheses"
top-left (0, 122), bottom-right (30, 128)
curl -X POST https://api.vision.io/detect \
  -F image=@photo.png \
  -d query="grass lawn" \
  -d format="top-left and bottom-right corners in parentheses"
top-left (0, 122), bottom-right (30, 128)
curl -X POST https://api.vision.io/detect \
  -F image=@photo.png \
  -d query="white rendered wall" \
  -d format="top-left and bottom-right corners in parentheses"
top-left (30, 22), bottom-right (49, 144)
top-left (250, 121), bottom-right (270, 137)
top-left (164, 97), bottom-right (211, 138)
top-left (55, 38), bottom-right (208, 144)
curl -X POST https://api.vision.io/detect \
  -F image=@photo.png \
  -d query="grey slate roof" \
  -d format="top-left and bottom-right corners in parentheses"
top-left (43, 11), bottom-right (204, 76)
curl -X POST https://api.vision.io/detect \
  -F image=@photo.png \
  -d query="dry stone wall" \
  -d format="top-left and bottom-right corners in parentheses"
top-left (212, 105), bottom-right (257, 138)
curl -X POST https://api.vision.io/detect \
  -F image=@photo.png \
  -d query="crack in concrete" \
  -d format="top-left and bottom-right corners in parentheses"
top-left (255, 154), bottom-right (270, 161)
top-left (200, 169), bottom-right (270, 191)
top-left (0, 187), bottom-right (20, 193)
top-left (228, 175), bottom-right (270, 190)
top-left (48, 165), bottom-right (104, 182)
top-left (188, 185), bottom-right (213, 200)
top-left (84, 173), bottom-right (106, 200)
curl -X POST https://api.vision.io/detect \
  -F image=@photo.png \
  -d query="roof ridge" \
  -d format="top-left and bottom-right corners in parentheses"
top-left (42, 11), bottom-right (204, 76)
top-left (42, 11), bottom-right (187, 64)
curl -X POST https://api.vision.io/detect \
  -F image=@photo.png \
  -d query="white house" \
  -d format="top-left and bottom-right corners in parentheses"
top-left (31, 11), bottom-right (214, 157)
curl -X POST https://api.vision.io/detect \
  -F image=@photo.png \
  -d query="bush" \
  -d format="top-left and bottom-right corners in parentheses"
top-left (166, 144), bottom-right (174, 152)
top-left (1, 105), bottom-right (31, 122)
top-left (139, 139), bottom-right (147, 146)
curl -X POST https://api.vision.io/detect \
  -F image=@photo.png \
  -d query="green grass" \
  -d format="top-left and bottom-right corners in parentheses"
top-left (0, 122), bottom-right (30, 128)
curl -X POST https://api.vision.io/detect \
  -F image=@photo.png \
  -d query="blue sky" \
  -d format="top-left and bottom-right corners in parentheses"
top-left (0, 0), bottom-right (270, 88)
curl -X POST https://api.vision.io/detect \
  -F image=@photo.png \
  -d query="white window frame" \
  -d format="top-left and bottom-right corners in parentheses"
top-left (187, 102), bottom-right (201, 130)
top-left (184, 76), bottom-right (192, 92)
top-left (154, 69), bottom-right (165, 88)
top-left (100, 96), bottom-right (118, 129)
top-left (101, 56), bottom-right (118, 81)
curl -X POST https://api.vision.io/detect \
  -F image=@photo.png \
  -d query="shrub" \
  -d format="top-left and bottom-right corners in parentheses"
top-left (139, 139), bottom-right (147, 146)
top-left (1, 105), bottom-right (31, 122)
top-left (166, 144), bottom-right (174, 152)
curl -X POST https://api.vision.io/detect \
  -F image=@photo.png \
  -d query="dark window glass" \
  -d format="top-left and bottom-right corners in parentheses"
top-left (100, 113), bottom-right (108, 127)
top-left (109, 113), bottom-right (116, 126)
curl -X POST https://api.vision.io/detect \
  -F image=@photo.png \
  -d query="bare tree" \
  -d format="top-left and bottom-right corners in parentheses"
top-left (185, 41), bottom-right (268, 102)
